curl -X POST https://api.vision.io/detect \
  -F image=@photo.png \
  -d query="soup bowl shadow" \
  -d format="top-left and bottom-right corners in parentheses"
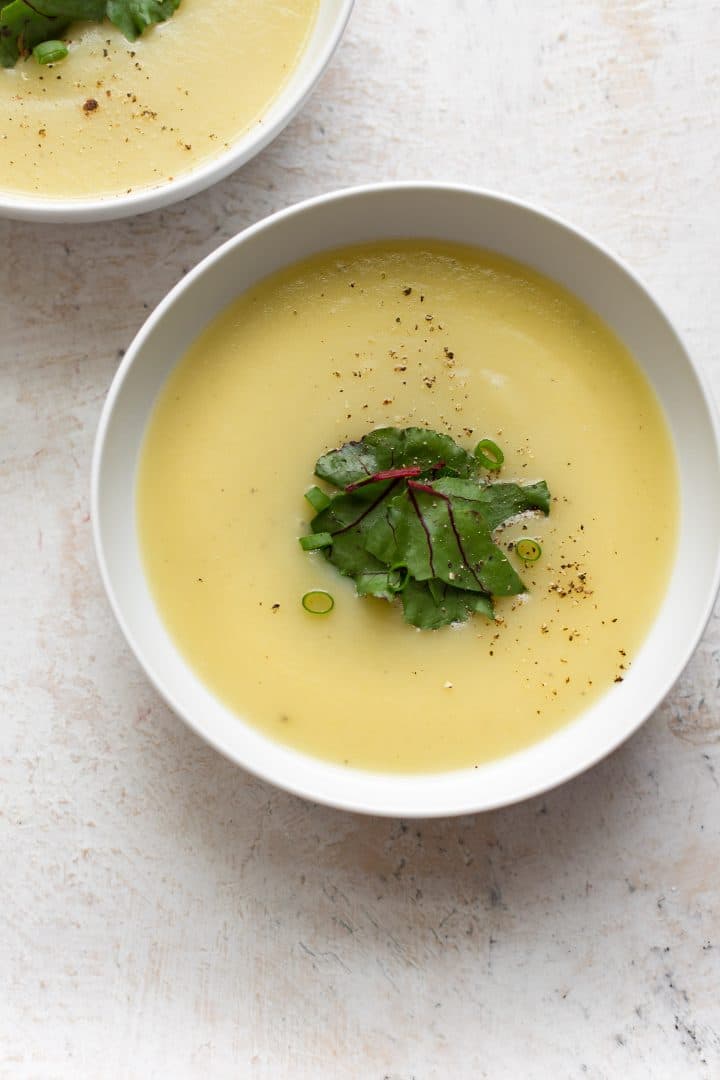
top-left (92, 183), bottom-right (720, 817)
top-left (0, 0), bottom-right (354, 224)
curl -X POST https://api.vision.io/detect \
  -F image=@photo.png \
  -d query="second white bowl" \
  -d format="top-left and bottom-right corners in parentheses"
top-left (0, 0), bottom-right (354, 223)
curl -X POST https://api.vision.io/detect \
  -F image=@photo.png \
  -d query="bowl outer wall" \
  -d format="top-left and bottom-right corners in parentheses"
top-left (92, 183), bottom-right (720, 817)
top-left (0, 0), bottom-right (354, 223)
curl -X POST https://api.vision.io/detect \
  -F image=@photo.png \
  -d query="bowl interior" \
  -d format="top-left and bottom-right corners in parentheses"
top-left (93, 185), bottom-right (720, 815)
top-left (0, 0), bottom-right (353, 223)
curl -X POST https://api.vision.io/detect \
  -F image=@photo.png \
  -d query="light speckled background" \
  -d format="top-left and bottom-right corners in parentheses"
top-left (2, 1), bottom-right (719, 1076)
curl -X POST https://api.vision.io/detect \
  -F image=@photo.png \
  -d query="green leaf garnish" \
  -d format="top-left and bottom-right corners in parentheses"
top-left (31, 1), bottom-right (106, 16)
top-left (377, 481), bottom-right (526, 595)
top-left (315, 426), bottom-right (475, 489)
top-left (300, 427), bottom-right (551, 630)
top-left (401, 579), bottom-right (495, 630)
top-left (105, 0), bottom-right (181, 43)
top-left (0, 0), bottom-right (181, 68)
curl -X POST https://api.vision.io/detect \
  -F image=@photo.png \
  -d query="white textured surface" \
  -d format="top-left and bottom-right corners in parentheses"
top-left (2, 1), bottom-right (720, 1076)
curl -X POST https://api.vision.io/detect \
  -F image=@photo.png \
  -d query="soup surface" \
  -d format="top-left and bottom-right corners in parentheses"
top-left (138, 241), bottom-right (678, 772)
top-left (0, 0), bottom-right (318, 199)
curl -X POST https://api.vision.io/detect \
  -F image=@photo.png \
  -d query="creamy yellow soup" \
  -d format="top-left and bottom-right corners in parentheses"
top-left (0, 0), bottom-right (318, 199)
top-left (138, 242), bottom-right (678, 773)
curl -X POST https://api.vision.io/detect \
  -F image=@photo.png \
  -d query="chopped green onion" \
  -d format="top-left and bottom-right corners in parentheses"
top-left (304, 485), bottom-right (331, 513)
top-left (299, 532), bottom-right (333, 551)
top-left (33, 40), bottom-right (69, 65)
top-left (474, 438), bottom-right (505, 470)
top-left (301, 590), bottom-right (334, 615)
top-left (516, 538), bottom-right (542, 563)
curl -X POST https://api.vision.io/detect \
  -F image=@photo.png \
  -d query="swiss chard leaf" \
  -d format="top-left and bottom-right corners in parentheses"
top-left (32, 1), bottom-right (106, 18)
top-left (315, 426), bottom-right (475, 489)
top-left (106, 0), bottom-right (180, 41)
top-left (365, 478), bottom-right (551, 572)
top-left (430, 477), bottom-right (551, 530)
top-left (355, 570), bottom-right (406, 601)
top-left (311, 479), bottom-right (398, 581)
top-left (302, 427), bottom-right (551, 630)
top-left (401, 579), bottom-right (494, 630)
top-left (384, 483), bottom-right (527, 595)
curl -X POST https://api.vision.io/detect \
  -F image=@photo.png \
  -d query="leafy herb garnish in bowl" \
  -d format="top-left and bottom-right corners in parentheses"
top-left (300, 427), bottom-right (550, 629)
top-left (0, 0), bottom-right (181, 68)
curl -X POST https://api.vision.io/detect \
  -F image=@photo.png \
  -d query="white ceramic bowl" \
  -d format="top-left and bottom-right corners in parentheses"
top-left (92, 183), bottom-right (720, 816)
top-left (0, 0), bottom-right (353, 223)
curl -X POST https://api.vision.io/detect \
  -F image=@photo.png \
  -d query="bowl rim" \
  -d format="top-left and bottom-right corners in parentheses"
top-left (0, 0), bottom-right (354, 224)
top-left (91, 181), bottom-right (720, 816)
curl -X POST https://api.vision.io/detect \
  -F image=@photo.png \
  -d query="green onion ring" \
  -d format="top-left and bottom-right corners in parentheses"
top-left (301, 590), bottom-right (335, 615)
top-left (474, 438), bottom-right (505, 470)
top-left (516, 538), bottom-right (542, 563)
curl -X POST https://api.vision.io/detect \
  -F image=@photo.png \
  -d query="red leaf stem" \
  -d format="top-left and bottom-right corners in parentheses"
top-left (344, 461), bottom-right (445, 493)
